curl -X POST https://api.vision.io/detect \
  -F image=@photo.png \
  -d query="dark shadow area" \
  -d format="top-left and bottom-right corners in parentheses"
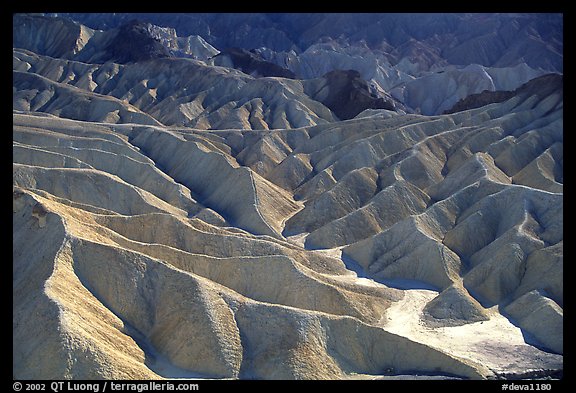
top-left (340, 251), bottom-right (440, 291)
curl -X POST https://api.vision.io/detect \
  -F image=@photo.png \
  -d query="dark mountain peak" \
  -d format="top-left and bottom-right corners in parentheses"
top-left (443, 90), bottom-right (516, 114)
top-left (444, 73), bottom-right (562, 114)
top-left (214, 47), bottom-right (296, 79)
top-left (515, 73), bottom-right (563, 98)
top-left (105, 19), bottom-right (172, 64)
top-left (320, 69), bottom-right (395, 120)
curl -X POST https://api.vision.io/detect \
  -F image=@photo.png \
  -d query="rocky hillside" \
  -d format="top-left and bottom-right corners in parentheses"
top-left (13, 13), bottom-right (563, 380)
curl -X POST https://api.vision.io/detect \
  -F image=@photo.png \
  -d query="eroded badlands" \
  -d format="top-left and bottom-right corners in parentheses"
top-left (13, 14), bottom-right (563, 380)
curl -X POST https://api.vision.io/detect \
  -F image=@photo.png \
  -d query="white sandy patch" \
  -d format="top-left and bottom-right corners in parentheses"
top-left (379, 287), bottom-right (548, 374)
top-left (278, 243), bottom-right (561, 376)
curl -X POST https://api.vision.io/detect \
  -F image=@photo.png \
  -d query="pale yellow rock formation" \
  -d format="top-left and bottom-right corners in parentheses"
top-left (13, 29), bottom-right (563, 379)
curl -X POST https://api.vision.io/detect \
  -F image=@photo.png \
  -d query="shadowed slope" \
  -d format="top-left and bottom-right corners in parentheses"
top-left (13, 14), bottom-right (563, 380)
